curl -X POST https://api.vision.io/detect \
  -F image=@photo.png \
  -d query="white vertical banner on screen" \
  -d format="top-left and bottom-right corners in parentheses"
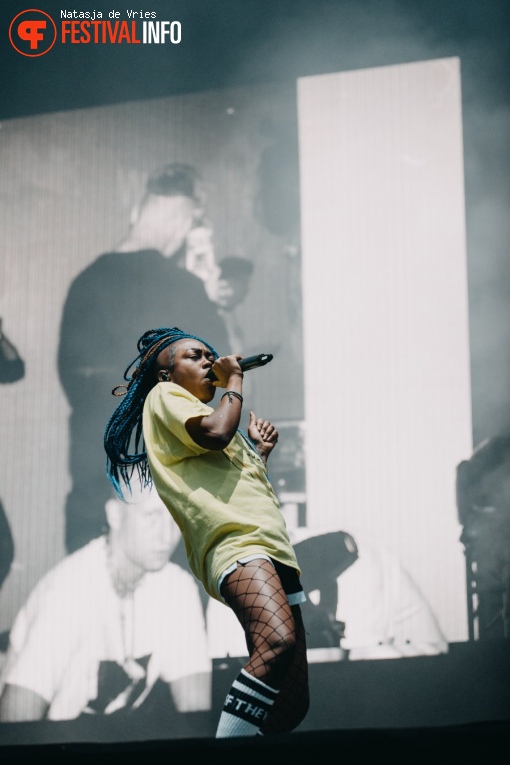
top-left (297, 58), bottom-right (471, 642)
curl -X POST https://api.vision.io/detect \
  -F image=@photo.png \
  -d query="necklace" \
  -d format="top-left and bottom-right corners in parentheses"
top-left (102, 539), bottom-right (147, 687)
top-left (106, 536), bottom-right (141, 599)
top-left (119, 596), bottom-right (145, 681)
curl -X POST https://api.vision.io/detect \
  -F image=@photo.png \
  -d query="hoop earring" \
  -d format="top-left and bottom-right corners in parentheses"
top-left (112, 385), bottom-right (128, 396)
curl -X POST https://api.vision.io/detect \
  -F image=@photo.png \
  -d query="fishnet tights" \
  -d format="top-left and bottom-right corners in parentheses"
top-left (220, 559), bottom-right (309, 734)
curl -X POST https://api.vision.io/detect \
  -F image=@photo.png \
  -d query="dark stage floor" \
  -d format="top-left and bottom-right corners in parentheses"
top-left (1, 721), bottom-right (510, 764)
top-left (1, 640), bottom-right (509, 762)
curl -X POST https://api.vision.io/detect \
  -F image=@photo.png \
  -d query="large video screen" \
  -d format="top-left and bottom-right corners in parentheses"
top-left (0, 57), bottom-right (471, 743)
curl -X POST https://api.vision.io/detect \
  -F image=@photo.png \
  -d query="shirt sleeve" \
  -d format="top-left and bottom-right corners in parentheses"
top-left (147, 383), bottom-right (213, 457)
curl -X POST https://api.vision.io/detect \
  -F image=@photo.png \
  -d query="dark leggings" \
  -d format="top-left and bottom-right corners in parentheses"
top-left (220, 558), bottom-right (309, 734)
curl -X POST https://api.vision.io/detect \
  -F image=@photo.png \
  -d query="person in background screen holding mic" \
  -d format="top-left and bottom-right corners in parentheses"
top-left (104, 327), bottom-right (309, 738)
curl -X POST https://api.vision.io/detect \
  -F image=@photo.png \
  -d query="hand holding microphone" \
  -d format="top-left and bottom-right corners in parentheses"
top-left (206, 353), bottom-right (274, 382)
top-left (206, 353), bottom-right (276, 462)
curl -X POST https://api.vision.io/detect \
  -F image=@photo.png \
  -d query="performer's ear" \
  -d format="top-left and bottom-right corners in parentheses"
top-left (129, 202), bottom-right (141, 226)
top-left (158, 369), bottom-right (171, 382)
top-left (105, 498), bottom-right (122, 531)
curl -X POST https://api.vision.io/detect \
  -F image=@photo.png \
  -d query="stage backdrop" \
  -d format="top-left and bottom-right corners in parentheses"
top-left (0, 57), bottom-right (473, 742)
top-left (298, 57), bottom-right (471, 644)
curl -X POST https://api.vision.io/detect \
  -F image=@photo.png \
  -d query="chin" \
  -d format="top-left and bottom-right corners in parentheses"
top-left (145, 557), bottom-right (169, 572)
top-left (199, 388), bottom-right (216, 404)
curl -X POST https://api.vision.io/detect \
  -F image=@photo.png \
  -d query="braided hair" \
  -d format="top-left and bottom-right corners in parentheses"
top-left (104, 326), bottom-right (218, 500)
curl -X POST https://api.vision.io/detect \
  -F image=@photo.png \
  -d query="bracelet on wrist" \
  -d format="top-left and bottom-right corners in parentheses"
top-left (221, 390), bottom-right (243, 405)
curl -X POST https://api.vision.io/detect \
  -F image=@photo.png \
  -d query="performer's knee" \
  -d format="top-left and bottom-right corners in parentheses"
top-left (262, 630), bottom-right (298, 672)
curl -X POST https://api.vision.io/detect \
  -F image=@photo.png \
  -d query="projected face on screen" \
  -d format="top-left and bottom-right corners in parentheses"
top-left (105, 483), bottom-right (180, 576)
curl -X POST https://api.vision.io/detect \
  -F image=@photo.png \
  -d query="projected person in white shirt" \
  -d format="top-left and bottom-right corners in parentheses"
top-left (0, 482), bottom-right (211, 722)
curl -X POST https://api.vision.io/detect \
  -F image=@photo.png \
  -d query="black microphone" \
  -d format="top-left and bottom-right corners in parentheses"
top-left (205, 353), bottom-right (274, 381)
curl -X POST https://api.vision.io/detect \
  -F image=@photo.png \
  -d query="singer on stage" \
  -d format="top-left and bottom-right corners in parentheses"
top-left (104, 327), bottom-right (309, 737)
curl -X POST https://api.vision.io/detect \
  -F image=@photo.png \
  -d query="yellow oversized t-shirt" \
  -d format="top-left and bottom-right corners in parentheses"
top-left (143, 382), bottom-right (300, 601)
